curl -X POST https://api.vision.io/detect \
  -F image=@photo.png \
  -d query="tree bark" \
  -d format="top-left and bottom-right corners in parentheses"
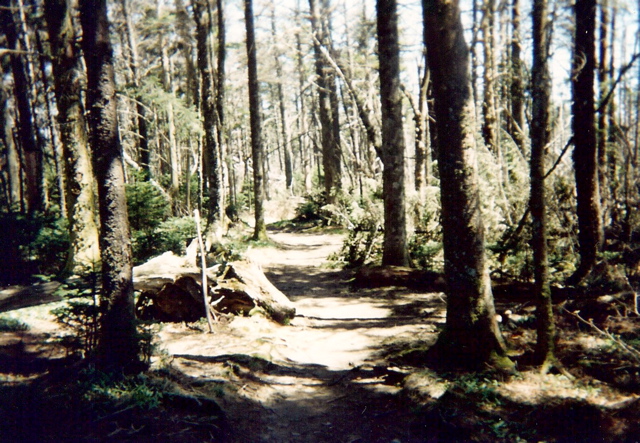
top-left (120, 0), bottom-right (150, 176)
top-left (0, 80), bottom-right (21, 210)
top-left (309, 0), bottom-right (341, 202)
top-left (0, 0), bottom-right (42, 213)
top-left (244, 0), bottom-right (267, 241)
top-left (597, 0), bottom-right (611, 223)
top-left (377, 0), bottom-right (409, 267)
top-left (45, 0), bottom-right (101, 275)
top-left (530, 0), bottom-right (556, 370)
top-left (481, 0), bottom-right (498, 153)
top-left (422, 0), bottom-right (512, 371)
top-left (80, 0), bottom-right (141, 373)
top-left (271, 4), bottom-right (293, 193)
top-left (510, 0), bottom-right (526, 155)
top-left (570, 0), bottom-right (603, 285)
top-left (192, 0), bottom-right (222, 223)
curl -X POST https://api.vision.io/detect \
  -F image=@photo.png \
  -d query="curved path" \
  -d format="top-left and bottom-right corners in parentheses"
top-left (161, 231), bottom-right (444, 442)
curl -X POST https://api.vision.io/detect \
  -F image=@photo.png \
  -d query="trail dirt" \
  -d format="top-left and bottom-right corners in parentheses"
top-left (159, 230), bottom-right (444, 442)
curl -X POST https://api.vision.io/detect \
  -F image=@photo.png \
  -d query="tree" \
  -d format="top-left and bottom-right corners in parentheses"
top-left (120, 0), bottom-right (150, 177)
top-left (422, 0), bottom-right (513, 371)
top-left (530, 0), bottom-right (556, 371)
top-left (309, 0), bottom-right (342, 203)
top-left (192, 0), bottom-right (222, 223)
top-left (245, 0), bottom-right (267, 241)
top-left (45, 0), bottom-right (101, 276)
top-left (0, 0), bottom-right (42, 213)
top-left (377, 0), bottom-right (409, 266)
top-left (570, 0), bottom-right (603, 285)
top-left (79, 0), bottom-right (140, 373)
top-left (509, 0), bottom-right (526, 155)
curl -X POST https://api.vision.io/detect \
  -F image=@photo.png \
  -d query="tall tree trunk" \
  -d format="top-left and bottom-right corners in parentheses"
top-left (570, 0), bottom-right (603, 285)
top-left (0, 0), bottom-right (42, 213)
top-left (80, 0), bottom-right (141, 373)
top-left (0, 81), bottom-right (21, 209)
top-left (244, 0), bottom-right (267, 241)
top-left (271, 4), bottom-right (293, 193)
top-left (481, 0), bottom-right (498, 152)
top-left (309, 0), bottom-right (341, 203)
top-left (120, 0), bottom-right (150, 176)
top-left (192, 0), bottom-right (222, 223)
top-left (377, 0), bottom-right (409, 267)
top-left (215, 0), bottom-right (228, 214)
top-left (597, 0), bottom-right (611, 224)
top-left (530, 0), bottom-right (556, 371)
top-left (45, 0), bottom-right (101, 275)
top-left (510, 0), bottom-right (526, 155)
top-left (295, 0), bottom-right (312, 193)
top-left (160, 40), bottom-right (180, 211)
top-left (423, 0), bottom-right (513, 371)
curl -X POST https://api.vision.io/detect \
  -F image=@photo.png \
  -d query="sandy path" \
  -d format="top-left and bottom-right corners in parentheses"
top-left (159, 231), bottom-right (444, 442)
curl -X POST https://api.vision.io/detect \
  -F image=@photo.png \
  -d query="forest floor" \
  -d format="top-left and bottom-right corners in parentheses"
top-left (1, 226), bottom-right (640, 442)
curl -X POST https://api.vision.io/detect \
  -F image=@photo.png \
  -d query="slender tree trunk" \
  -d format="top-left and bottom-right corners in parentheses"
top-left (0, 81), bottom-right (21, 209)
top-left (80, 0), bottom-right (140, 373)
top-left (597, 0), bottom-right (611, 224)
top-left (309, 0), bottom-right (341, 202)
top-left (510, 0), bottom-right (526, 154)
top-left (271, 5), bottom-right (293, 193)
top-left (160, 41), bottom-right (180, 211)
top-left (423, 0), bottom-right (513, 371)
top-left (45, 0), bottom-right (101, 275)
top-left (0, 0), bottom-right (42, 213)
top-left (295, 1), bottom-right (312, 192)
top-left (244, 0), bottom-right (267, 241)
top-left (120, 0), bottom-right (150, 177)
top-left (377, 0), bottom-right (409, 267)
top-left (530, 0), bottom-right (556, 371)
top-left (481, 0), bottom-right (498, 152)
top-left (192, 0), bottom-right (222, 223)
top-left (215, 0), bottom-right (228, 215)
top-left (570, 0), bottom-right (603, 285)
top-left (413, 58), bottom-right (430, 196)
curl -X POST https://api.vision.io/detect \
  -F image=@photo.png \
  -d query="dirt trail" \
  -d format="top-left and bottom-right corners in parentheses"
top-left (161, 231), bottom-right (444, 442)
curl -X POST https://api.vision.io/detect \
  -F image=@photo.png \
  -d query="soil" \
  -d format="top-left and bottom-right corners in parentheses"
top-left (1, 228), bottom-right (640, 442)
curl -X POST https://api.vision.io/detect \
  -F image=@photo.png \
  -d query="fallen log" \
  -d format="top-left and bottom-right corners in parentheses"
top-left (134, 257), bottom-right (295, 325)
top-left (215, 261), bottom-right (296, 324)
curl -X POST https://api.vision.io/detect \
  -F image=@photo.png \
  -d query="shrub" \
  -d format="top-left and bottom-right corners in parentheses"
top-left (0, 210), bottom-right (69, 284)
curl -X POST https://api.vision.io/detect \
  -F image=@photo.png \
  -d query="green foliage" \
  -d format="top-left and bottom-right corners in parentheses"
top-left (409, 186), bottom-right (443, 270)
top-left (0, 210), bottom-right (70, 284)
top-left (52, 275), bottom-right (155, 364)
top-left (294, 190), bottom-right (330, 223)
top-left (52, 275), bottom-right (102, 357)
top-left (78, 367), bottom-right (164, 411)
top-left (126, 175), bottom-right (196, 264)
top-left (330, 197), bottom-right (384, 267)
top-left (0, 316), bottom-right (29, 332)
top-left (126, 177), bottom-right (170, 233)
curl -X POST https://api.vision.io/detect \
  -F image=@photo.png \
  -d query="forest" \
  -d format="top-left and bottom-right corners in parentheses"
top-left (1, 0), bottom-right (640, 440)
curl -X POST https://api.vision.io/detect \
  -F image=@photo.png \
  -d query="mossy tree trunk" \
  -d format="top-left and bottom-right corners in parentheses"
top-left (422, 0), bottom-right (513, 371)
top-left (80, 0), bottom-right (141, 373)
top-left (0, 0), bottom-right (42, 214)
top-left (45, 0), bottom-right (101, 276)
top-left (530, 0), bottom-right (556, 371)
top-left (192, 0), bottom-right (222, 223)
top-left (377, 0), bottom-right (409, 267)
top-left (570, 0), bottom-right (603, 285)
top-left (244, 0), bottom-right (267, 241)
